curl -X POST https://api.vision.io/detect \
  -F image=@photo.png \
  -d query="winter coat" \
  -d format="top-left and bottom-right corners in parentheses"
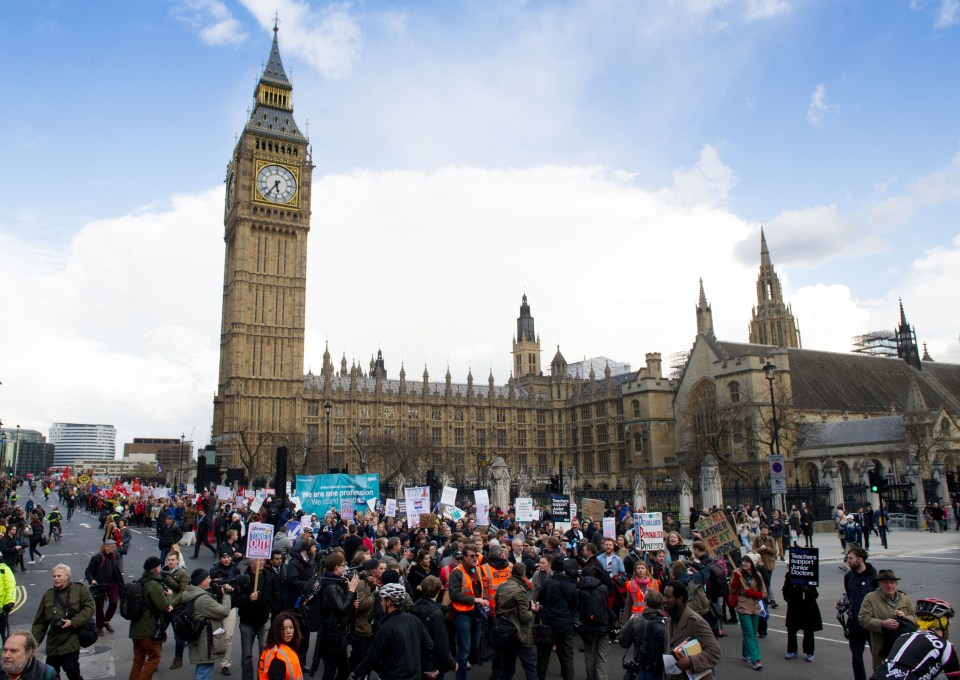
top-left (85, 551), bottom-right (123, 588)
top-left (859, 589), bottom-right (917, 669)
top-left (2, 658), bottom-right (60, 680)
top-left (844, 562), bottom-right (879, 636)
top-left (161, 565), bottom-right (190, 607)
top-left (354, 610), bottom-right (433, 680)
top-left (750, 535), bottom-right (777, 571)
top-left (157, 522), bottom-right (183, 549)
top-left (782, 581), bottom-right (822, 632)
top-left (730, 568), bottom-right (767, 616)
top-left (536, 573), bottom-right (578, 636)
top-left (664, 605), bottom-right (721, 680)
top-left (31, 582), bottom-right (96, 656)
top-left (236, 566), bottom-right (282, 628)
top-left (181, 585), bottom-right (232, 665)
top-left (411, 597), bottom-right (457, 671)
top-left (283, 553), bottom-right (317, 609)
top-left (495, 575), bottom-right (535, 648)
top-left (129, 572), bottom-right (171, 640)
top-left (354, 578), bottom-right (376, 637)
top-left (318, 574), bottom-right (357, 642)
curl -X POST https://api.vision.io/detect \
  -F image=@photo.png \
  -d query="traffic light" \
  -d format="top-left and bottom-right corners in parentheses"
top-left (868, 469), bottom-right (880, 494)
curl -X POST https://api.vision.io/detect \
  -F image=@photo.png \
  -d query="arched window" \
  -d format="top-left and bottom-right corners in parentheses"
top-left (728, 381), bottom-right (740, 403)
top-left (689, 380), bottom-right (718, 442)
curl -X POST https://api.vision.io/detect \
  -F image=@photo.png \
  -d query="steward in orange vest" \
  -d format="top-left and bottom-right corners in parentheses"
top-left (480, 549), bottom-right (512, 615)
top-left (258, 642), bottom-right (303, 680)
top-left (448, 549), bottom-right (487, 613)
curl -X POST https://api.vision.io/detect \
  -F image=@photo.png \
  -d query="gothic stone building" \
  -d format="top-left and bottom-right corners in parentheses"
top-left (213, 33), bottom-right (959, 507)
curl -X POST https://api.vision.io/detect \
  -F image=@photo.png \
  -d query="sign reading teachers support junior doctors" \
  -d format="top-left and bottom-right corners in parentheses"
top-left (296, 473), bottom-right (380, 515)
top-left (788, 546), bottom-right (819, 587)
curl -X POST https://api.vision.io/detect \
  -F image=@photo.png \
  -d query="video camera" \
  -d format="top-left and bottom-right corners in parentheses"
top-left (836, 593), bottom-right (851, 639)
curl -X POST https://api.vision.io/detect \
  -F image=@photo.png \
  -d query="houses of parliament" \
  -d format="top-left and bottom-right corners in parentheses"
top-left (212, 31), bottom-right (960, 500)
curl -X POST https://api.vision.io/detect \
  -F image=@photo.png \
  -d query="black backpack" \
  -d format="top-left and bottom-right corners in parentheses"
top-left (119, 580), bottom-right (146, 621)
top-left (577, 580), bottom-right (610, 630)
top-left (171, 597), bottom-right (207, 643)
top-left (638, 614), bottom-right (666, 678)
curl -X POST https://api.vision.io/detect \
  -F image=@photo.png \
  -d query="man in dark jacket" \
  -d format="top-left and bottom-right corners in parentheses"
top-left (191, 510), bottom-right (217, 559)
top-left (576, 567), bottom-right (610, 680)
top-left (236, 558), bottom-right (281, 680)
top-left (84, 540), bottom-right (124, 635)
top-left (496, 564), bottom-right (537, 680)
top-left (156, 516), bottom-right (183, 564)
top-left (1, 631), bottom-right (60, 680)
top-left (316, 552), bottom-right (359, 680)
top-left (410, 576), bottom-right (456, 676)
top-left (129, 556), bottom-right (173, 680)
top-left (355, 583), bottom-right (433, 680)
top-left (535, 559), bottom-right (579, 680)
top-left (843, 546), bottom-right (878, 680)
top-left (618, 590), bottom-right (666, 680)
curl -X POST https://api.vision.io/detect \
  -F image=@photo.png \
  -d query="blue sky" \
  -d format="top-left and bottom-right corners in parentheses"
top-left (2, 0), bottom-right (959, 454)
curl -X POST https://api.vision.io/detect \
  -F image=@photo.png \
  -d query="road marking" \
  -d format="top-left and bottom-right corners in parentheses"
top-left (79, 523), bottom-right (91, 528)
top-left (885, 556), bottom-right (960, 561)
top-left (763, 625), bottom-right (848, 645)
top-left (768, 612), bottom-right (844, 629)
top-left (11, 586), bottom-right (27, 614)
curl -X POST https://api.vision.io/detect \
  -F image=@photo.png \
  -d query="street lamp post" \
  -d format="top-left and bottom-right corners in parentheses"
top-left (14, 425), bottom-right (20, 479)
top-left (324, 402), bottom-right (332, 473)
top-left (179, 433), bottom-right (185, 489)
top-left (763, 362), bottom-right (784, 512)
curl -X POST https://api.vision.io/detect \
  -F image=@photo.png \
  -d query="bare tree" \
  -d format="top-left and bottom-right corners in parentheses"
top-left (347, 430), bottom-right (436, 488)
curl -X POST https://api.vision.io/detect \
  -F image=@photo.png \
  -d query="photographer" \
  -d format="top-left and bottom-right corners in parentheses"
top-left (181, 569), bottom-right (234, 680)
top-left (84, 540), bottom-right (124, 635)
top-left (618, 589), bottom-right (666, 680)
top-left (237, 559), bottom-right (282, 680)
top-left (350, 559), bottom-right (381, 674)
top-left (31, 564), bottom-right (94, 680)
top-left (316, 552), bottom-right (359, 680)
top-left (129, 556), bottom-right (173, 680)
top-left (162, 550), bottom-right (191, 670)
top-left (209, 550), bottom-right (241, 676)
top-left (283, 538), bottom-right (319, 666)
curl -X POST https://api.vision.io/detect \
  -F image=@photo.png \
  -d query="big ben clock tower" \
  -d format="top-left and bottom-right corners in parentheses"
top-left (212, 25), bottom-right (313, 477)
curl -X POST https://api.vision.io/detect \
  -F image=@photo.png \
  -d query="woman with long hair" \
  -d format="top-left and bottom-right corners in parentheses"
top-left (621, 561), bottom-right (660, 624)
top-left (731, 553), bottom-right (767, 671)
top-left (258, 613), bottom-right (304, 680)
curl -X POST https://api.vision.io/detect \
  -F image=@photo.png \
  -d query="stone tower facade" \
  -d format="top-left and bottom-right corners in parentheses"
top-left (512, 294), bottom-right (542, 377)
top-left (748, 228), bottom-right (801, 348)
top-left (212, 27), bottom-right (314, 471)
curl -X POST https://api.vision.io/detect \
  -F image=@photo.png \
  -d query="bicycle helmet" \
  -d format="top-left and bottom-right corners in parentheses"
top-left (380, 582), bottom-right (407, 605)
top-left (916, 598), bottom-right (954, 619)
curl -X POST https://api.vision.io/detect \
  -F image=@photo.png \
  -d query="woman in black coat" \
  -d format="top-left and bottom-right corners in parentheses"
top-left (782, 575), bottom-right (823, 662)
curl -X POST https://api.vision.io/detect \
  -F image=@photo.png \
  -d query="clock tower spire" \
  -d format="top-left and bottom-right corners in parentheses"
top-left (213, 27), bottom-right (314, 478)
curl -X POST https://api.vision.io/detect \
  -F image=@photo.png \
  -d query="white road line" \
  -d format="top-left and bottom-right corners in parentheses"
top-left (763, 626), bottom-right (849, 645)
top-left (887, 556), bottom-right (960, 561)
top-left (768, 613), bottom-right (844, 629)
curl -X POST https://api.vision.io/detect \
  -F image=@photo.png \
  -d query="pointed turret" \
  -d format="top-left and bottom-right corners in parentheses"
top-left (696, 277), bottom-right (714, 337)
top-left (512, 293), bottom-right (542, 377)
top-left (321, 342), bottom-right (333, 377)
top-left (551, 346), bottom-right (568, 377)
top-left (922, 342), bottom-right (934, 362)
top-left (748, 229), bottom-right (801, 348)
top-left (340, 353), bottom-right (348, 377)
top-left (895, 299), bottom-right (922, 370)
top-left (246, 24), bottom-right (304, 140)
top-left (904, 371), bottom-right (928, 415)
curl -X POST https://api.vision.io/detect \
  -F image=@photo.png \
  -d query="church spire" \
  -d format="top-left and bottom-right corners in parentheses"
top-left (696, 277), bottom-right (714, 337)
top-left (896, 298), bottom-right (922, 370)
top-left (512, 293), bottom-right (542, 378)
top-left (748, 228), bottom-right (801, 348)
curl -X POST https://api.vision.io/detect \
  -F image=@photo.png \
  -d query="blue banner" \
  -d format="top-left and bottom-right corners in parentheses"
top-left (296, 473), bottom-right (380, 515)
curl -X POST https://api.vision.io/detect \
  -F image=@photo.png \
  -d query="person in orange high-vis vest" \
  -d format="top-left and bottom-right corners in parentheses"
top-left (259, 613), bottom-right (304, 680)
top-left (621, 561), bottom-right (660, 624)
top-left (449, 547), bottom-right (489, 680)
top-left (481, 546), bottom-right (512, 616)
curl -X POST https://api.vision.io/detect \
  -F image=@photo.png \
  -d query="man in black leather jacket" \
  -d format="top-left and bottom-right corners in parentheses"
top-left (535, 559), bottom-right (579, 680)
top-left (354, 583), bottom-right (433, 680)
top-left (316, 552), bottom-right (358, 680)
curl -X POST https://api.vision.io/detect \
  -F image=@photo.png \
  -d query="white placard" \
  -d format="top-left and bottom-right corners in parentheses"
top-left (244, 489), bottom-right (256, 499)
top-left (185, 484), bottom-right (195, 495)
top-left (603, 516), bottom-right (616, 539)
top-left (250, 492), bottom-right (265, 514)
top-left (404, 486), bottom-right (430, 526)
top-left (366, 498), bottom-right (377, 513)
top-left (440, 486), bottom-right (458, 507)
top-left (634, 512), bottom-right (665, 551)
top-left (341, 498), bottom-right (355, 520)
top-left (515, 498), bottom-right (536, 522)
top-left (235, 495), bottom-right (245, 507)
top-left (474, 489), bottom-right (490, 526)
top-left (246, 522), bottom-right (274, 559)
top-left (216, 485), bottom-right (233, 501)
top-left (289, 495), bottom-right (302, 511)
top-left (152, 487), bottom-right (168, 500)
top-left (444, 506), bottom-right (466, 521)
top-left (385, 498), bottom-right (397, 517)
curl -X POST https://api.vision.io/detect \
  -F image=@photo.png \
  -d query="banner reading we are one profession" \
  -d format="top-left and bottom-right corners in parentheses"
top-left (296, 473), bottom-right (380, 515)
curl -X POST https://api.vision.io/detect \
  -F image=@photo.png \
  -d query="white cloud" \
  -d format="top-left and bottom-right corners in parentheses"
top-left (664, 144), bottom-right (736, 207)
top-left (867, 148), bottom-right (960, 226)
top-left (911, 0), bottom-right (960, 29)
top-left (792, 283), bottom-right (874, 353)
top-left (172, 0), bottom-right (247, 46)
top-left (743, 0), bottom-right (793, 21)
top-left (239, 0), bottom-right (362, 79)
top-left (806, 83), bottom-right (837, 126)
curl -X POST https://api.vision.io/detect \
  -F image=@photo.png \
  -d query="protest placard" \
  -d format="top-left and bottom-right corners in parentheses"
top-left (341, 498), bottom-right (355, 520)
top-left (250, 492), bottom-right (265, 514)
top-left (246, 522), bottom-right (274, 560)
top-left (633, 512), bottom-right (665, 551)
top-left (603, 516), bottom-right (616, 539)
top-left (285, 520), bottom-right (303, 540)
top-left (515, 498), bottom-right (536, 522)
top-left (420, 513), bottom-right (438, 529)
top-left (296, 473), bottom-right (380, 515)
top-left (475, 489), bottom-right (490, 526)
top-left (216, 485), bottom-right (233, 501)
top-left (694, 510), bottom-right (741, 560)
top-left (440, 486), bottom-right (458, 507)
top-left (581, 498), bottom-right (605, 522)
top-left (444, 506), bottom-right (466, 521)
top-left (405, 486), bottom-right (430, 526)
top-left (397, 500), bottom-right (407, 514)
top-left (385, 498), bottom-right (397, 517)
top-left (788, 546), bottom-right (819, 586)
top-left (551, 495), bottom-right (571, 522)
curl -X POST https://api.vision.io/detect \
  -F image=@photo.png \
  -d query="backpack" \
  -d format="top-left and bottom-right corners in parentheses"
top-left (119, 580), bottom-right (146, 621)
top-left (706, 561), bottom-right (728, 598)
top-left (638, 614), bottom-right (666, 677)
top-left (171, 597), bottom-right (207, 643)
top-left (578, 580), bottom-right (610, 630)
top-left (686, 580), bottom-right (710, 617)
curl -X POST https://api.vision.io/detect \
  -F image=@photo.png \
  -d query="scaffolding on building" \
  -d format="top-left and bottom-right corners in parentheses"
top-left (851, 330), bottom-right (898, 357)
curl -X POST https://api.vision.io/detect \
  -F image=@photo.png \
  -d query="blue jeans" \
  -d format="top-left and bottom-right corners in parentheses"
top-left (195, 662), bottom-right (214, 680)
top-left (160, 546), bottom-right (171, 564)
top-left (739, 613), bottom-right (760, 663)
top-left (454, 612), bottom-right (482, 680)
top-left (501, 643), bottom-right (538, 680)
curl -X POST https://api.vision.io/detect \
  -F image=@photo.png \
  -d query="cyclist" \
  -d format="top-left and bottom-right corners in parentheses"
top-left (871, 597), bottom-right (959, 680)
top-left (45, 506), bottom-right (64, 541)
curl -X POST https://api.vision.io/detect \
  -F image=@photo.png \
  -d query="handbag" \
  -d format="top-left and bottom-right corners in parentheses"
top-left (489, 614), bottom-right (517, 652)
top-left (77, 620), bottom-right (98, 648)
top-left (532, 612), bottom-right (553, 647)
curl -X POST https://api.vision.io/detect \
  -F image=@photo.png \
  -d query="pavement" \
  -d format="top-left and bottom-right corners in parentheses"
top-left (7, 503), bottom-right (960, 680)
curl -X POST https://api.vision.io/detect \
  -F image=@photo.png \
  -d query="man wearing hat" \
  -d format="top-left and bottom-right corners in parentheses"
top-left (858, 569), bottom-right (918, 670)
top-left (129, 556), bottom-right (173, 680)
top-left (181, 569), bottom-right (234, 680)
top-left (354, 583), bottom-right (433, 680)
top-left (84, 540), bottom-right (124, 635)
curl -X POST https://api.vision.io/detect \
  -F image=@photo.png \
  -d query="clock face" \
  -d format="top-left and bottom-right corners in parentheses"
top-left (256, 164), bottom-right (297, 203)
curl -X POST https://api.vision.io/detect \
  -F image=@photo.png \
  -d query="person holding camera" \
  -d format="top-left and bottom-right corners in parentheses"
top-left (350, 559), bottom-right (381, 674)
top-left (182, 568), bottom-right (234, 680)
top-left (162, 550), bottom-right (191, 670)
top-left (316, 552), bottom-right (359, 680)
top-left (129, 556), bottom-right (174, 680)
top-left (209, 550), bottom-right (240, 676)
top-left (31, 564), bottom-right (95, 680)
top-left (84, 540), bottom-right (124, 636)
top-left (618, 589), bottom-right (666, 680)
